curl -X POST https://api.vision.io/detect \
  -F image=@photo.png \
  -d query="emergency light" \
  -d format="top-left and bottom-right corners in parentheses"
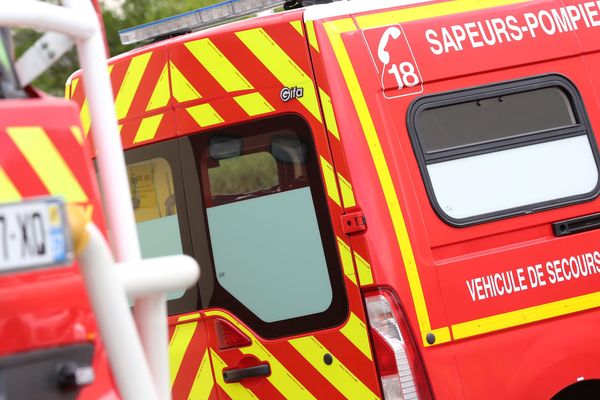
top-left (118, 0), bottom-right (286, 45)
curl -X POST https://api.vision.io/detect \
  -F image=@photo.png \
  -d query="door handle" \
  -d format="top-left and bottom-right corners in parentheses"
top-left (223, 364), bottom-right (270, 383)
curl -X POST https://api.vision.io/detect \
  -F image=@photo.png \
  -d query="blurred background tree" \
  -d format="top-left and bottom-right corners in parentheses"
top-left (13, 0), bottom-right (218, 96)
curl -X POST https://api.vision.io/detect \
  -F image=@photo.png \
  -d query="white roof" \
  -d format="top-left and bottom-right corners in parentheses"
top-left (303, 0), bottom-right (432, 22)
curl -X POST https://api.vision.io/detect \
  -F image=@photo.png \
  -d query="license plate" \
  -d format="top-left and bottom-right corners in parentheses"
top-left (0, 197), bottom-right (72, 273)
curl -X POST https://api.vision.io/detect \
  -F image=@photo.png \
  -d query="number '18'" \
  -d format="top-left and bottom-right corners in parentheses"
top-left (388, 61), bottom-right (420, 89)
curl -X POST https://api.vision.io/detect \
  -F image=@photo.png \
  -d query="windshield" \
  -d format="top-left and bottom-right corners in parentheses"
top-left (0, 28), bottom-right (22, 98)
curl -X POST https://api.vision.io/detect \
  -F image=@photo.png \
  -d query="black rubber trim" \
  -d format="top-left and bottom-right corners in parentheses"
top-left (553, 213), bottom-right (600, 237)
top-left (407, 74), bottom-right (600, 227)
top-left (223, 364), bottom-right (270, 383)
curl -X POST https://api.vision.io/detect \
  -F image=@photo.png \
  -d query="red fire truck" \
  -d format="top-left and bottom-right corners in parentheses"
top-left (1, 1), bottom-right (197, 399)
top-left (68, 0), bottom-right (600, 398)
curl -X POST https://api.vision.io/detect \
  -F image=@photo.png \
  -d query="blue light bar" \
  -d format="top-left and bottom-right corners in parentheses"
top-left (119, 0), bottom-right (286, 45)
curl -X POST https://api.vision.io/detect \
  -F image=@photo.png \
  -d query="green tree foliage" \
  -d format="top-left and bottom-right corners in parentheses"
top-left (13, 0), bottom-right (218, 96)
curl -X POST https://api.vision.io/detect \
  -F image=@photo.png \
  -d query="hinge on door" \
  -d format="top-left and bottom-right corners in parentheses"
top-left (341, 210), bottom-right (366, 234)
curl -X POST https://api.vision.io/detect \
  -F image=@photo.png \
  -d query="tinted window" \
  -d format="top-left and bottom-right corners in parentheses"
top-left (419, 87), bottom-right (576, 153)
top-left (186, 115), bottom-right (347, 338)
top-left (409, 75), bottom-right (600, 225)
top-left (125, 141), bottom-right (198, 315)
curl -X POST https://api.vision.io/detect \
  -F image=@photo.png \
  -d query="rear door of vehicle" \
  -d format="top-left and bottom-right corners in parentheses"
top-left (169, 12), bottom-right (382, 399)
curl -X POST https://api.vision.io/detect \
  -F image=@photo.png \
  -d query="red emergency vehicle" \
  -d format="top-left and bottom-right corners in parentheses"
top-left (1, 2), bottom-right (197, 399)
top-left (68, 0), bottom-right (600, 398)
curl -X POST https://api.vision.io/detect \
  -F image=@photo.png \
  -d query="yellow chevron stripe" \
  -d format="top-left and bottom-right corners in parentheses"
top-left (354, 251), bottom-right (374, 286)
top-left (7, 127), bottom-right (87, 203)
top-left (236, 28), bottom-right (322, 123)
top-left (186, 104), bottom-right (224, 128)
top-left (206, 310), bottom-right (316, 399)
top-left (289, 336), bottom-right (379, 400)
top-left (305, 20), bottom-right (320, 52)
top-left (79, 65), bottom-right (113, 137)
top-left (319, 88), bottom-right (339, 140)
top-left (356, 0), bottom-right (531, 29)
top-left (340, 313), bottom-right (373, 361)
top-left (319, 156), bottom-right (341, 207)
top-left (114, 52), bottom-right (152, 120)
top-left (0, 167), bottom-right (21, 202)
top-left (210, 349), bottom-right (259, 400)
top-left (187, 350), bottom-right (214, 400)
top-left (337, 173), bottom-right (356, 208)
top-left (337, 237), bottom-right (357, 285)
top-left (80, 99), bottom-right (91, 138)
top-left (66, 77), bottom-right (79, 100)
top-left (178, 313), bottom-right (200, 322)
top-left (290, 20), bottom-right (303, 36)
top-left (133, 114), bottom-right (164, 144)
top-left (234, 92), bottom-right (275, 116)
top-left (185, 38), bottom-right (253, 92)
top-left (146, 63), bottom-right (170, 111)
top-left (170, 61), bottom-right (202, 103)
top-left (70, 126), bottom-right (83, 145)
top-left (168, 320), bottom-right (197, 388)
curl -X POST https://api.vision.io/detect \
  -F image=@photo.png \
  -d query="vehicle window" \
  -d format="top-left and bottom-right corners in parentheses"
top-left (127, 157), bottom-right (184, 300)
top-left (208, 152), bottom-right (278, 196)
top-left (409, 75), bottom-right (600, 225)
top-left (123, 141), bottom-right (199, 316)
top-left (188, 115), bottom-right (347, 338)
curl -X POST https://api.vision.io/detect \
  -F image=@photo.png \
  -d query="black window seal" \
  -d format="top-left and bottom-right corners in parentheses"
top-left (407, 74), bottom-right (600, 227)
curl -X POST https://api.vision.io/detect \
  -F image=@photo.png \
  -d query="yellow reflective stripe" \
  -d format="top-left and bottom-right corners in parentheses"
top-left (168, 321), bottom-right (197, 388)
top-left (186, 104), bottom-right (224, 128)
top-left (289, 337), bottom-right (379, 400)
top-left (319, 88), bottom-right (339, 140)
top-left (170, 61), bottom-right (202, 103)
top-left (452, 290), bottom-right (600, 340)
top-left (64, 82), bottom-right (71, 99)
top-left (305, 20), bottom-right (320, 52)
top-left (0, 167), bottom-right (21, 202)
top-left (7, 127), bottom-right (87, 203)
top-left (236, 28), bottom-right (322, 123)
top-left (423, 327), bottom-right (452, 347)
top-left (68, 77), bottom-right (79, 99)
top-left (187, 350), bottom-right (214, 400)
top-left (234, 92), bottom-right (275, 116)
top-left (78, 65), bottom-right (113, 135)
top-left (70, 126), bottom-right (83, 145)
top-left (185, 38), bottom-right (253, 92)
top-left (114, 52), bottom-right (152, 120)
top-left (206, 310), bottom-right (315, 399)
top-left (337, 173), bottom-right (355, 208)
top-left (354, 251), bottom-right (374, 286)
top-left (290, 20), bottom-right (303, 36)
top-left (133, 114), bottom-right (164, 144)
top-left (356, 0), bottom-right (531, 29)
top-left (178, 313), bottom-right (201, 322)
top-left (80, 99), bottom-right (91, 138)
top-left (340, 313), bottom-right (373, 361)
top-left (325, 19), bottom-right (432, 335)
top-left (146, 63), bottom-right (170, 111)
top-left (337, 237), bottom-right (357, 285)
top-left (319, 156), bottom-right (341, 207)
top-left (210, 349), bottom-right (259, 400)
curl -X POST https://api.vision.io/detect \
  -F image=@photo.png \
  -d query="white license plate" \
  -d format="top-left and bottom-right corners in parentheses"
top-left (0, 198), bottom-right (72, 273)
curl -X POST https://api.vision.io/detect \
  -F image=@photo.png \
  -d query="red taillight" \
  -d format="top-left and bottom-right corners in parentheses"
top-left (364, 288), bottom-right (432, 400)
top-left (215, 318), bottom-right (251, 350)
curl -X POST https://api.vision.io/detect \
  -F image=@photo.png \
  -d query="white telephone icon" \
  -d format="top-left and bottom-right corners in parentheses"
top-left (377, 26), bottom-right (402, 65)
